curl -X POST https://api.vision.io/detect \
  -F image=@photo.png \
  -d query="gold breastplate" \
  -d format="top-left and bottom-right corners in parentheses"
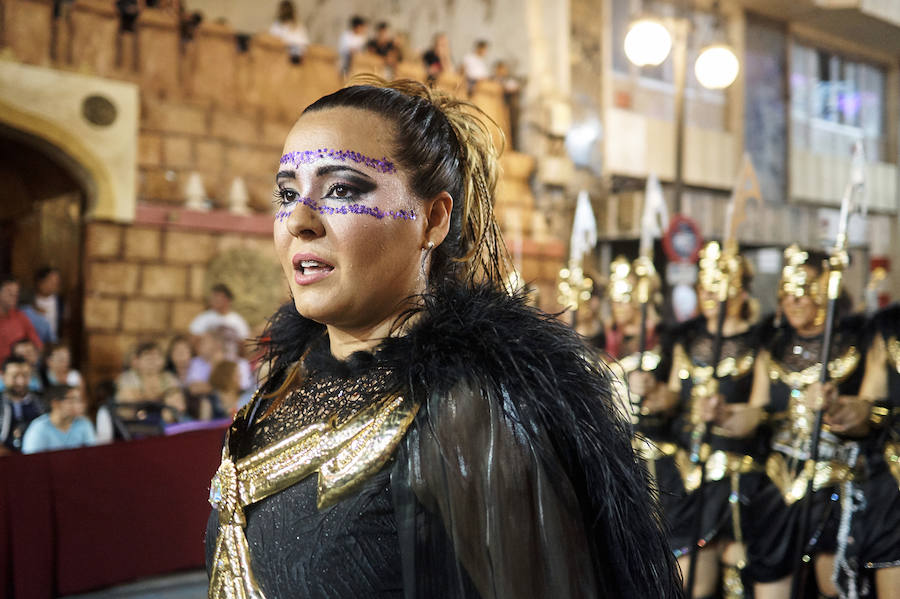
top-left (207, 392), bottom-right (418, 599)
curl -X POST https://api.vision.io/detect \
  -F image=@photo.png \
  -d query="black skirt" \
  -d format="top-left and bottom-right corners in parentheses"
top-left (665, 469), bottom-right (768, 557)
top-left (854, 467), bottom-right (900, 569)
top-left (745, 478), bottom-right (841, 583)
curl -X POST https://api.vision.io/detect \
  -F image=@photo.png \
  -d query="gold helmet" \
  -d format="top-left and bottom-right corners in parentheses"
top-left (607, 255), bottom-right (661, 305)
top-left (779, 244), bottom-right (827, 306)
top-left (697, 241), bottom-right (751, 299)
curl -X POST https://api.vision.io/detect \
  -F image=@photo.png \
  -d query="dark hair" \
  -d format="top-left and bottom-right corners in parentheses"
top-left (0, 275), bottom-right (17, 289)
top-left (45, 384), bottom-right (74, 403)
top-left (301, 78), bottom-right (509, 286)
top-left (375, 21), bottom-right (388, 32)
top-left (10, 337), bottom-right (35, 352)
top-left (350, 15), bottom-right (366, 29)
top-left (165, 334), bottom-right (193, 372)
top-left (35, 267), bottom-right (59, 284)
top-left (276, 0), bottom-right (295, 22)
top-left (44, 342), bottom-right (68, 358)
top-left (134, 341), bottom-right (160, 357)
top-left (211, 283), bottom-right (233, 300)
top-left (2, 354), bottom-right (28, 371)
top-left (475, 39), bottom-right (489, 50)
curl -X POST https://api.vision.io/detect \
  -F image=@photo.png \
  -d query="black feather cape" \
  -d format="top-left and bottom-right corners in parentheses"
top-left (253, 280), bottom-right (683, 598)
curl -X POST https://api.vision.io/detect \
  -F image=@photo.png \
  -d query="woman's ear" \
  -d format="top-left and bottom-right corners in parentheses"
top-left (422, 191), bottom-right (452, 247)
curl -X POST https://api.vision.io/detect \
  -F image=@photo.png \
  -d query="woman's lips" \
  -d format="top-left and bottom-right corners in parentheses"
top-left (291, 253), bottom-right (334, 285)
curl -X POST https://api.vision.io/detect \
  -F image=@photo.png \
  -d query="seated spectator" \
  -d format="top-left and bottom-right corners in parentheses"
top-left (189, 283), bottom-right (251, 341)
top-left (269, 0), bottom-right (309, 64)
top-left (423, 32), bottom-right (453, 83)
top-left (366, 21), bottom-right (395, 58)
top-left (161, 387), bottom-right (192, 424)
top-left (0, 355), bottom-right (45, 454)
top-left (116, 342), bottom-right (180, 404)
top-left (165, 334), bottom-right (194, 387)
top-left (22, 384), bottom-right (96, 454)
top-left (185, 330), bottom-right (226, 398)
top-left (461, 39), bottom-right (491, 92)
top-left (338, 15), bottom-right (368, 75)
top-left (208, 360), bottom-right (249, 419)
top-left (22, 267), bottom-right (63, 344)
top-left (3, 338), bottom-right (43, 393)
top-left (43, 342), bottom-right (83, 389)
top-left (0, 276), bottom-right (42, 364)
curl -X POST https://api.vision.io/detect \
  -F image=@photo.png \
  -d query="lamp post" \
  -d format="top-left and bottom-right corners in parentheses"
top-left (624, 15), bottom-right (739, 214)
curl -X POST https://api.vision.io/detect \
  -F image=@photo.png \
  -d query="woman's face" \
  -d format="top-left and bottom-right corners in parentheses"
top-left (274, 107), bottom-right (429, 331)
top-left (47, 347), bottom-right (70, 372)
top-left (611, 300), bottom-right (637, 328)
top-left (698, 287), bottom-right (746, 322)
top-left (170, 340), bottom-right (192, 367)
top-left (781, 266), bottom-right (820, 331)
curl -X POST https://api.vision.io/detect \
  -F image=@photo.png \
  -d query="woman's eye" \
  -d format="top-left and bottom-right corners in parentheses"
top-left (324, 183), bottom-right (359, 201)
top-left (274, 188), bottom-right (298, 206)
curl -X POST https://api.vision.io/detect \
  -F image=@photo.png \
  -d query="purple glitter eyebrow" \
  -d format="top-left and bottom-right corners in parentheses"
top-left (275, 197), bottom-right (416, 222)
top-left (280, 148), bottom-right (396, 174)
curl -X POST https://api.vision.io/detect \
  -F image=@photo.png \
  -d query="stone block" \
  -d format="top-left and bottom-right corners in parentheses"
top-left (139, 167), bottom-right (181, 203)
top-left (163, 135), bottom-right (193, 168)
top-left (124, 226), bottom-right (162, 260)
top-left (69, 0), bottom-right (119, 76)
top-left (141, 264), bottom-right (187, 297)
top-left (262, 119), bottom-right (291, 149)
top-left (195, 139), bottom-right (225, 170)
top-left (189, 264), bottom-right (207, 300)
top-left (88, 262), bottom-right (139, 295)
top-left (163, 230), bottom-right (216, 264)
top-left (171, 300), bottom-right (205, 332)
top-left (136, 8), bottom-right (180, 98)
top-left (138, 133), bottom-right (163, 167)
top-left (142, 97), bottom-right (207, 136)
top-left (85, 223), bottom-right (122, 258)
top-left (225, 145), bottom-right (279, 178)
top-left (188, 22), bottom-right (238, 109)
top-left (83, 295), bottom-right (120, 330)
top-left (87, 332), bottom-right (136, 371)
top-left (5, 0), bottom-right (52, 66)
top-left (121, 298), bottom-right (169, 332)
top-left (210, 110), bottom-right (259, 144)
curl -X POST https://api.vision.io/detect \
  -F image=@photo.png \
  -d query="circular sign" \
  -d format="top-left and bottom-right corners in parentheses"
top-left (81, 94), bottom-right (118, 127)
top-left (663, 214), bottom-right (703, 263)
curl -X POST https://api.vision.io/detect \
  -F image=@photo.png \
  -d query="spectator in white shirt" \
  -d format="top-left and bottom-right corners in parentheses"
top-left (338, 15), bottom-right (368, 75)
top-left (189, 284), bottom-right (251, 341)
top-left (269, 0), bottom-right (309, 64)
top-left (461, 39), bottom-right (491, 93)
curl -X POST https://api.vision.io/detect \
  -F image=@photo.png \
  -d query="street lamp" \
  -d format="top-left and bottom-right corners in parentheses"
top-left (624, 14), bottom-right (739, 213)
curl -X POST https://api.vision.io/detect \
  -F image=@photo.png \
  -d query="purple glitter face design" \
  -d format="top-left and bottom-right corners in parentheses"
top-left (280, 148), bottom-right (396, 174)
top-left (275, 196), bottom-right (416, 222)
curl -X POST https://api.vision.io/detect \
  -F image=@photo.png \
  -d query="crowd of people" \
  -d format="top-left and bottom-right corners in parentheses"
top-left (580, 245), bottom-right (900, 598)
top-left (0, 274), bottom-right (258, 456)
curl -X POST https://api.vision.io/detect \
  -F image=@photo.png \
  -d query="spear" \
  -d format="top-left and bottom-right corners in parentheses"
top-left (685, 154), bottom-right (761, 598)
top-left (790, 141), bottom-right (866, 599)
top-left (634, 174), bottom-right (668, 405)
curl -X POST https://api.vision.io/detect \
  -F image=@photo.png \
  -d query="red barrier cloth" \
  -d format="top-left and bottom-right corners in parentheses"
top-left (0, 426), bottom-right (226, 599)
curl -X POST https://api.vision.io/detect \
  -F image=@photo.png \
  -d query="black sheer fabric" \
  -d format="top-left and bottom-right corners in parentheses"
top-left (205, 281), bottom-right (684, 598)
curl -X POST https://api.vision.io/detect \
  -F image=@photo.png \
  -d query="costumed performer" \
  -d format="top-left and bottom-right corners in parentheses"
top-left (204, 77), bottom-right (683, 599)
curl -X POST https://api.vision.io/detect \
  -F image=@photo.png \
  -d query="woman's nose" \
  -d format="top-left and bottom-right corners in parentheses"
top-left (286, 198), bottom-right (325, 238)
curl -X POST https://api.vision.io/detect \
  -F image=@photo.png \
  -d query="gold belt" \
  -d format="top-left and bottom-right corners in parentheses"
top-left (675, 446), bottom-right (762, 492)
top-left (765, 452), bottom-right (855, 505)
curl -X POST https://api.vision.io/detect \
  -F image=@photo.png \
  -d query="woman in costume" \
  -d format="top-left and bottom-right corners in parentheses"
top-left (839, 303), bottom-right (900, 598)
top-left (666, 241), bottom-right (767, 598)
top-left (744, 245), bottom-right (871, 598)
top-left (593, 257), bottom-right (680, 495)
top-left (204, 78), bottom-right (682, 599)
